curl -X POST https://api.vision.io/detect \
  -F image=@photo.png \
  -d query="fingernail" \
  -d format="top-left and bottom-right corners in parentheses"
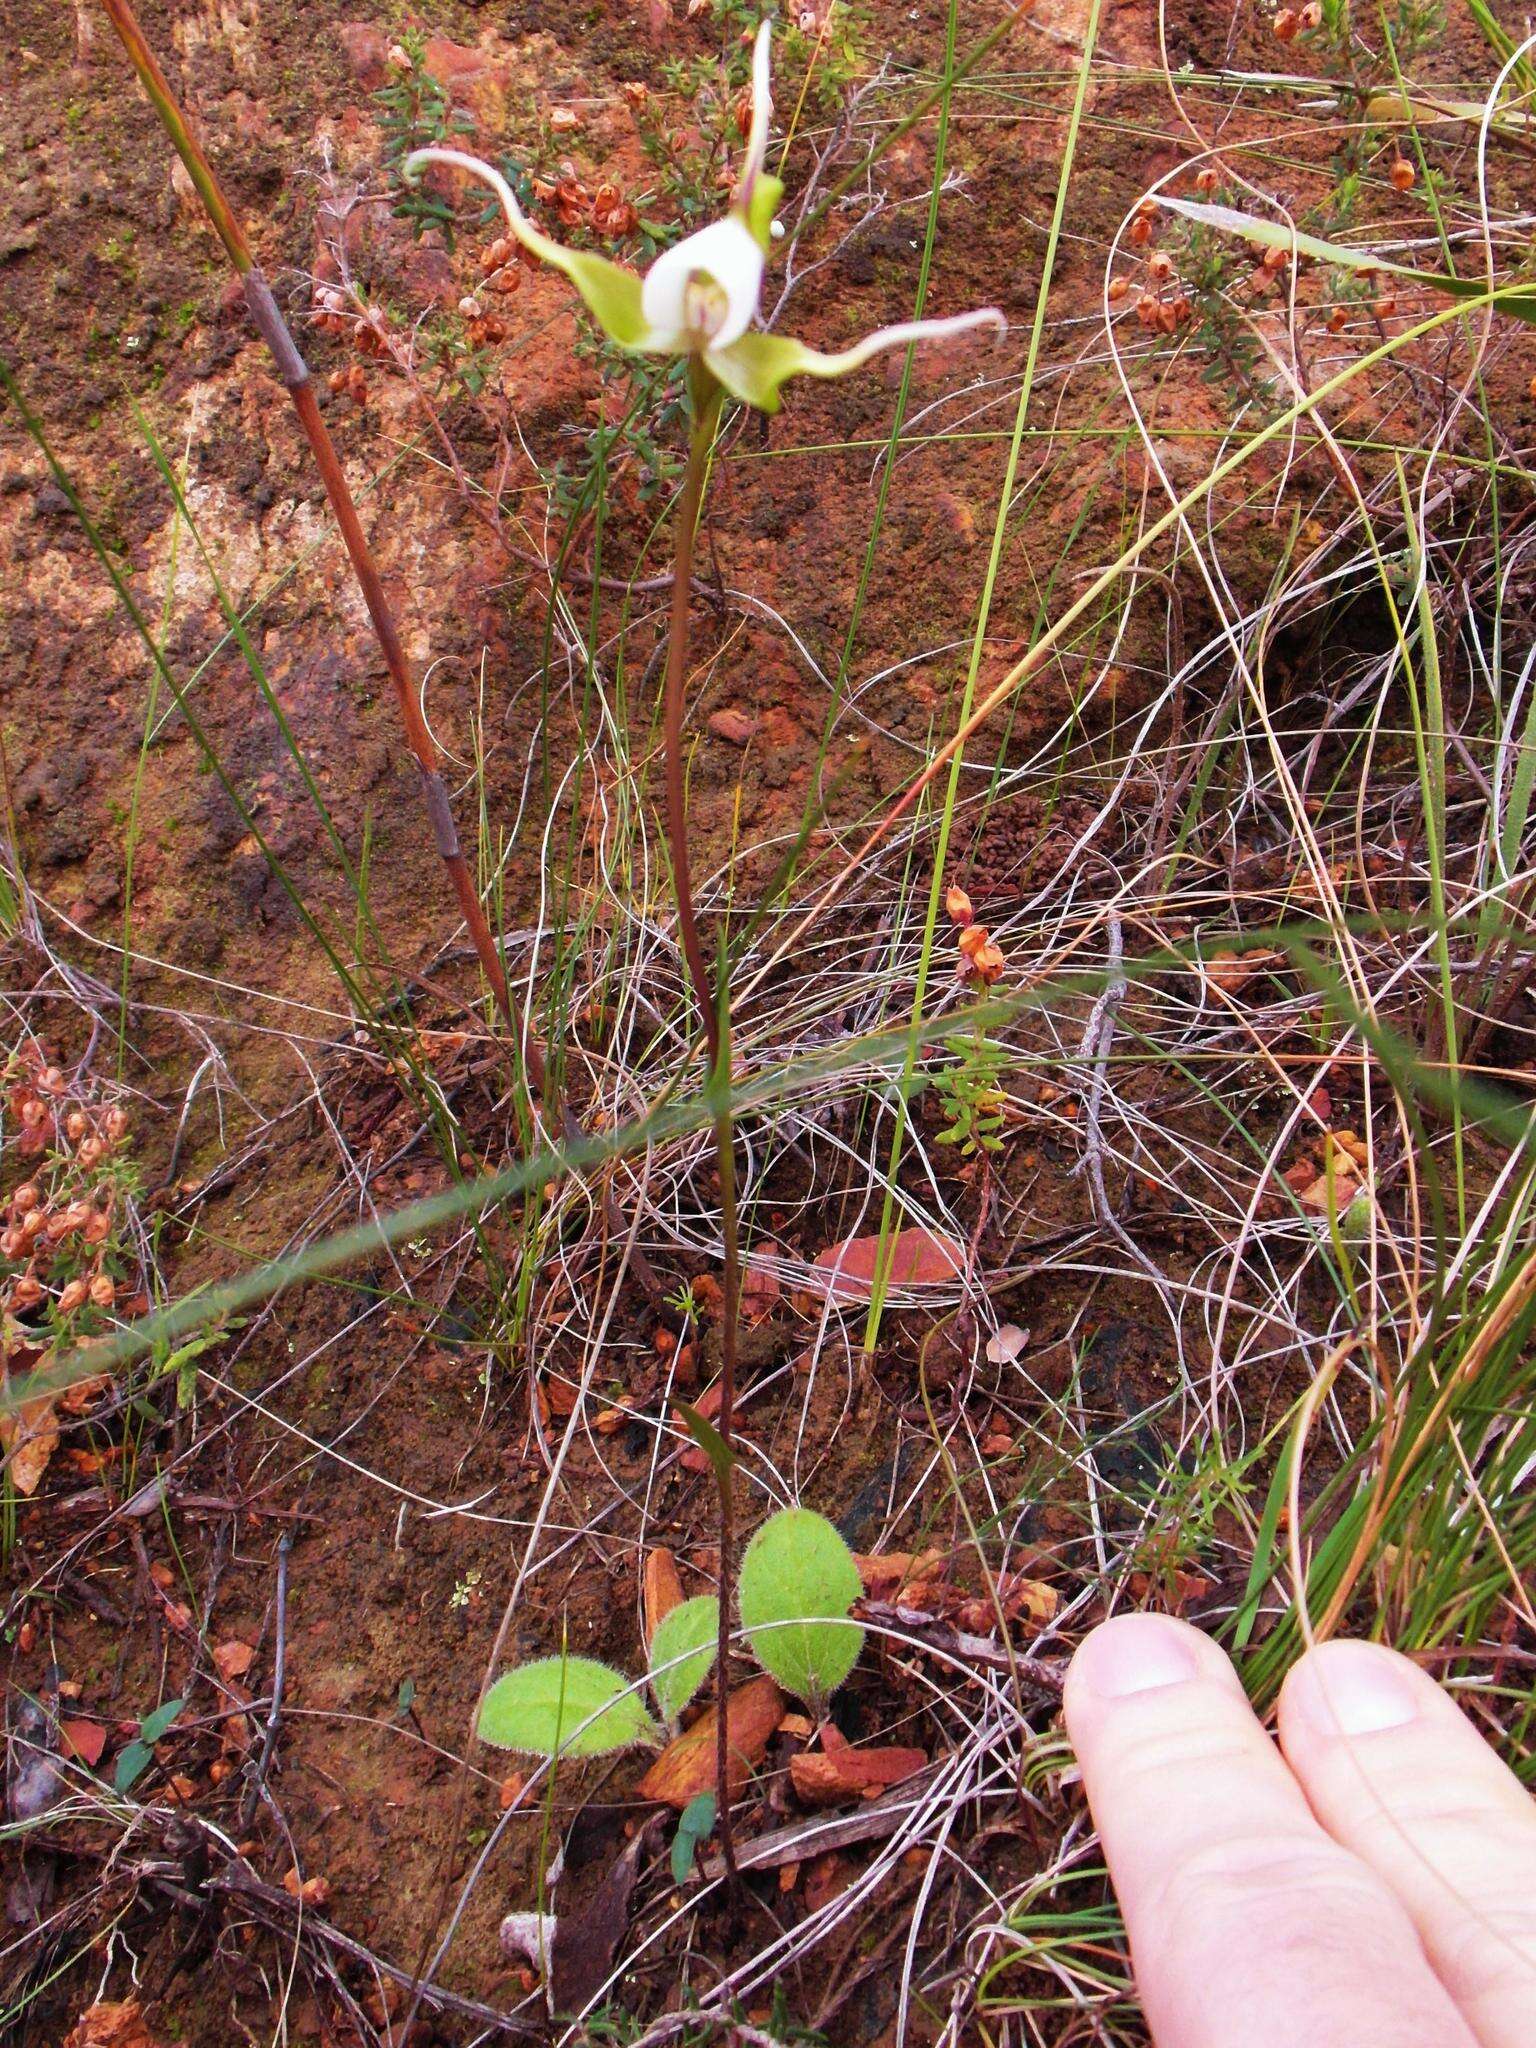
top-left (1291, 1645), bottom-right (1419, 1735)
top-left (1073, 1615), bottom-right (1200, 1699)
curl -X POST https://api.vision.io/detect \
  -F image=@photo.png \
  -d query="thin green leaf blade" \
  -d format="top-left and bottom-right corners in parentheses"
top-left (1161, 195), bottom-right (1536, 325)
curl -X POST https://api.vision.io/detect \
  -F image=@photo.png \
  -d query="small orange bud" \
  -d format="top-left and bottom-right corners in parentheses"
top-left (1388, 156), bottom-right (1415, 192)
top-left (1273, 6), bottom-right (1299, 38)
top-left (1147, 250), bottom-right (1175, 284)
top-left (1193, 166), bottom-right (1219, 194)
top-left (957, 924), bottom-right (990, 960)
top-left (1107, 276), bottom-right (1129, 302)
top-left (945, 884), bottom-right (974, 926)
top-left (89, 1274), bottom-right (115, 1309)
top-left (1299, 1), bottom-right (1322, 24)
top-left (65, 1111), bottom-right (88, 1141)
top-left (1373, 294), bottom-right (1397, 319)
top-left (1129, 216), bottom-right (1152, 246)
top-left (621, 80), bottom-right (648, 110)
top-left (58, 1278), bottom-right (89, 1316)
top-left (12, 1184), bottom-right (40, 1216)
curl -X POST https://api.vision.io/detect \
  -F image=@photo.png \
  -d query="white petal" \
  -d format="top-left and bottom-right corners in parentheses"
top-left (640, 215), bottom-right (764, 352)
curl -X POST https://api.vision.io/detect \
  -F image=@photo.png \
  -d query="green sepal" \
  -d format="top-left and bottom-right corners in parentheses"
top-left (743, 176), bottom-right (784, 253)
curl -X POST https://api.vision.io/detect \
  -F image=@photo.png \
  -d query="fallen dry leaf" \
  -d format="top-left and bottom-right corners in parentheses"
top-left (1000, 1574), bottom-right (1059, 1625)
top-left (637, 1675), bottom-right (784, 1809)
top-left (853, 1550), bottom-right (948, 1598)
top-left (809, 1226), bottom-right (964, 1304)
top-left (212, 1639), bottom-right (254, 1682)
top-left (789, 1734), bottom-right (928, 1809)
top-left (59, 1719), bottom-right (106, 1767)
top-left (740, 1259), bottom-right (781, 1325)
top-left (62, 2000), bottom-right (163, 2048)
top-left (643, 1548), bottom-right (684, 1647)
top-left (0, 1392), bottom-right (58, 1497)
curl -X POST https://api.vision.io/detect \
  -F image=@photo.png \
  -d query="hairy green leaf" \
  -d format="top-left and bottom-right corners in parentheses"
top-left (738, 1507), bottom-right (864, 1704)
top-left (649, 1596), bottom-right (719, 1723)
top-left (478, 1656), bottom-right (656, 1758)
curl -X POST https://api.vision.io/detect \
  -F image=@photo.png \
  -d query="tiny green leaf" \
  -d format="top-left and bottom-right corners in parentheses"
top-left (478, 1656), bottom-right (656, 1758)
top-left (140, 1698), bottom-right (185, 1745)
top-left (113, 1740), bottom-right (152, 1794)
top-left (648, 1595), bottom-right (718, 1723)
top-left (738, 1507), bottom-right (864, 1705)
top-left (671, 1790), bottom-right (717, 1882)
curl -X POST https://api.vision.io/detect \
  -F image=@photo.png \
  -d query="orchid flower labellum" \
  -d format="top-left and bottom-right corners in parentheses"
top-left (406, 21), bottom-right (1003, 413)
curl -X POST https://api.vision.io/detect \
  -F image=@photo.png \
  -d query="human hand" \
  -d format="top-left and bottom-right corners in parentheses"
top-left (1062, 1614), bottom-right (1536, 2047)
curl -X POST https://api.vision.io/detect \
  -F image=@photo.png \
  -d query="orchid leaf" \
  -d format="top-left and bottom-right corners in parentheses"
top-left (738, 1506), bottom-right (864, 1705)
top-left (648, 1595), bottom-right (718, 1723)
top-left (1161, 196), bottom-right (1536, 325)
top-left (478, 1655), bottom-right (656, 1758)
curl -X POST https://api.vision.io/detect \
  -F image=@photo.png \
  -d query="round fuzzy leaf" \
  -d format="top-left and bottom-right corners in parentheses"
top-left (649, 1596), bottom-right (719, 1724)
top-left (738, 1508), bottom-right (864, 1705)
top-left (478, 1656), bottom-right (655, 1759)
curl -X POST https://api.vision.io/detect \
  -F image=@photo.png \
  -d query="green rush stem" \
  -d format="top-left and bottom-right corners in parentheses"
top-left (662, 377), bottom-right (740, 1873)
top-left (101, 0), bottom-right (544, 1104)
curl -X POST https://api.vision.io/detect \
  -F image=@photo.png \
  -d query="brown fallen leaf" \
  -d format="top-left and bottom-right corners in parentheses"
top-left (59, 1719), bottom-right (106, 1767)
top-left (0, 1393), bottom-right (58, 1498)
top-left (637, 1675), bottom-right (784, 1809)
top-left (643, 1548), bottom-right (684, 1648)
top-left (212, 1639), bottom-right (254, 1682)
top-left (809, 1226), bottom-right (964, 1304)
top-left (62, 2000), bottom-right (163, 2048)
top-left (1000, 1574), bottom-right (1059, 1625)
top-left (853, 1550), bottom-right (948, 1598)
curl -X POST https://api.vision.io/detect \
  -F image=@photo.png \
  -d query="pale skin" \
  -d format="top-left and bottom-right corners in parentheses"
top-left (1063, 1614), bottom-right (1536, 2048)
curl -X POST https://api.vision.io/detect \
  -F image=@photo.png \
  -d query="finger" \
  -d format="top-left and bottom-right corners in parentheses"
top-left (1279, 1639), bottom-right (1536, 2048)
top-left (1064, 1614), bottom-right (1476, 2048)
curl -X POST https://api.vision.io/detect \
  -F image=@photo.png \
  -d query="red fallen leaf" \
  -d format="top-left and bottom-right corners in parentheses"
top-left (59, 1718), bottom-right (106, 1767)
top-left (637, 1675), bottom-right (784, 1808)
top-left (809, 1227), bottom-right (964, 1304)
top-left (643, 1549), bottom-right (684, 1647)
top-left (790, 1727), bottom-right (927, 1806)
top-left (740, 1259), bottom-right (781, 1325)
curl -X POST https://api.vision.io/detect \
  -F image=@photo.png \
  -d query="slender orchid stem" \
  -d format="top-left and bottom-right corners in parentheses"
top-left (100, 0), bottom-right (543, 1099)
top-left (662, 377), bottom-right (742, 1873)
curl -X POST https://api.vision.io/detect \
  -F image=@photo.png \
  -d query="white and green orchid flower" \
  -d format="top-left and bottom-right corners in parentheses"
top-left (405, 20), bottom-right (1002, 414)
